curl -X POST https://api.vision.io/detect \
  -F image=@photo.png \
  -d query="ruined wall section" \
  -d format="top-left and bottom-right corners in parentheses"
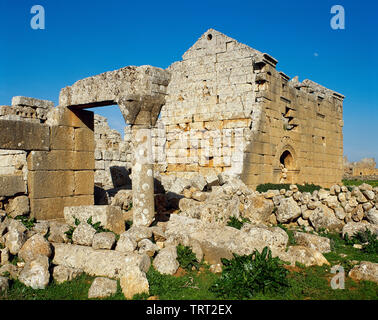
top-left (159, 29), bottom-right (263, 179)
top-left (243, 59), bottom-right (344, 188)
top-left (0, 98), bottom-right (95, 221)
top-left (94, 115), bottom-right (131, 189)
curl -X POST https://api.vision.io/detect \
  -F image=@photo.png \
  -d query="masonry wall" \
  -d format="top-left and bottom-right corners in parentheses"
top-left (0, 100), bottom-right (95, 220)
top-left (157, 29), bottom-right (344, 189)
top-left (157, 29), bottom-right (262, 179)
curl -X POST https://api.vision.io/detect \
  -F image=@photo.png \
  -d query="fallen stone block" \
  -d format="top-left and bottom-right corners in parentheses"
top-left (64, 205), bottom-right (124, 234)
top-left (88, 277), bottom-right (117, 299)
top-left (12, 96), bottom-right (54, 109)
top-left (52, 243), bottom-right (150, 279)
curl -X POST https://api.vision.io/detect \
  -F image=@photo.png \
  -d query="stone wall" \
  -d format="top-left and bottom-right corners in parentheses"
top-left (94, 115), bottom-right (131, 190)
top-left (0, 98), bottom-right (95, 220)
top-left (344, 157), bottom-right (378, 178)
top-left (149, 29), bottom-right (345, 188)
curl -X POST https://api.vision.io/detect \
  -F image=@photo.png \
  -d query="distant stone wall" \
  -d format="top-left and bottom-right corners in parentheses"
top-left (344, 157), bottom-right (378, 178)
top-left (94, 115), bottom-right (131, 189)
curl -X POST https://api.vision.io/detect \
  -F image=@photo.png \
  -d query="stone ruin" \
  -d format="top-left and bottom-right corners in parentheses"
top-left (343, 156), bottom-right (378, 179)
top-left (2, 29), bottom-right (377, 297)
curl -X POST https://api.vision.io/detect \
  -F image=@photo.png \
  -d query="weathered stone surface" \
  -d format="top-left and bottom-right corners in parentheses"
top-left (152, 245), bottom-right (179, 275)
top-left (0, 174), bottom-right (26, 197)
top-left (200, 241), bottom-right (233, 265)
top-left (0, 276), bottom-right (9, 294)
top-left (72, 223), bottom-right (96, 246)
top-left (242, 194), bottom-right (274, 223)
top-left (12, 96), bottom-right (54, 109)
top-left (348, 261), bottom-right (378, 283)
top-left (342, 222), bottom-right (378, 238)
top-left (28, 171), bottom-right (74, 199)
top-left (19, 255), bottom-right (50, 289)
top-left (120, 266), bottom-right (149, 299)
top-left (138, 239), bottom-right (159, 257)
top-left (32, 221), bottom-right (49, 237)
top-left (126, 226), bottom-right (153, 243)
top-left (0, 248), bottom-right (9, 265)
top-left (88, 277), bottom-right (118, 299)
top-left (292, 231), bottom-right (331, 253)
top-left (241, 223), bottom-right (288, 251)
top-left (5, 196), bottom-right (29, 218)
top-left (280, 246), bottom-right (329, 267)
top-left (52, 243), bottom-right (150, 278)
top-left (191, 175), bottom-right (207, 191)
top-left (275, 197), bottom-right (301, 223)
top-left (309, 205), bottom-right (344, 232)
top-left (0, 263), bottom-right (21, 279)
top-left (52, 265), bottom-right (83, 284)
top-left (366, 208), bottom-right (378, 225)
top-left (18, 234), bottom-right (52, 262)
top-left (115, 233), bottom-right (137, 253)
top-left (92, 232), bottom-right (116, 250)
top-left (48, 221), bottom-right (71, 243)
top-left (64, 205), bottom-right (125, 234)
top-left (0, 120), bottom-right (50, 151)
top-left (5, 229), bottom-right (26, 255)
top-left (111, 190), bottom-right (133, 211)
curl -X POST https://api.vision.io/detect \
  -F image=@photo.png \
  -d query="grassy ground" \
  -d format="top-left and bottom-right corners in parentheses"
top-left (342, 180), bottom-right (378, 188)
top-left (1, 232), bottom-right (377, 300)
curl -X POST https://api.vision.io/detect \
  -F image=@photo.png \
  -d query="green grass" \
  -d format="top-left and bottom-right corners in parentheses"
top-left (256, 183), bottom-right (322, 193)
top-left (342, 180), bottom-right (378, 188)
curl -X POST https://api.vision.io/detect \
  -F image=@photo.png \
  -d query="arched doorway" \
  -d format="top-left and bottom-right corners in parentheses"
top-left (280, 150), bottom-right (294, 170)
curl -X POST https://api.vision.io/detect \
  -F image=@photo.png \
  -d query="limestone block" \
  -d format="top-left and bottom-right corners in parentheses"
top-left (50, 126), bottom-right (75, 150)
top-left (75, 128), bottom-right (95, 152)
top-left (74, 171), bottom-right (94, 195)
top-left (28, 171), bottom-right (75, 199)
top-left (0, 174), bottom-right (26, 197)
top-left (64, 205), bottom-right (125, 234)
top-left (27, 150), bottom-right (75, 171)
top-left (0, 120), bottom-right (49, 151)
top-left (52, 243), bottom-right (151, 278)
top-left (30, 195), bottom-right (94, 220)
top-left (73, 151), bottom-right (95, 170)
top-left (12, 96), bottom-right (54, 109)
top-left (46, 107), bottom-right (94, 130)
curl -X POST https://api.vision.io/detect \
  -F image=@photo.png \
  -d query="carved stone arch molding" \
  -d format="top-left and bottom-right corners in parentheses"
top-left (274, 136), bottom-right (298, 170)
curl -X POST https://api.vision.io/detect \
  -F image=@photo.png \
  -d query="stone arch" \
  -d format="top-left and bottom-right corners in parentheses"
top-left (273, 138), bottom-right (299, 184)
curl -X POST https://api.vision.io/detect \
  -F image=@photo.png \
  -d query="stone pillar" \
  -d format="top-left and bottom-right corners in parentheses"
top-left (131, 125), bottom-right (155, 227)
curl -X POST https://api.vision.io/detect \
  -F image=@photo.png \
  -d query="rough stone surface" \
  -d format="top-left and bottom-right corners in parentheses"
top-left (0, 276), bottom-right (9, 294)
top-left (276, 197), bottom-right (301, 223)
top-left (52, 243), bottom-right (150, 279)
top-left (5, 196), bottom-right (29, 218)
top-left (280, 246), bottom-right (330, 267)
top-left (18, 234), bottom-right (52, 262)
top-left (115, 233), bottom-right (137, 253)
top-left (88, 277), bottom-right (118, 299)
top-left (92, 232), bottom-right (116, 250)
top-left (72, 223), bottom-right (96, 246)
top-left (342, 222), bottom-right (378, 238)
top-left (152, 245), bottom-right (179, 275)
top-left (120, 266), bottom-right (149, 299)
top-left (48, 221), bottom-right (71, 243)
top-left (309, 205), bottom-right (344, 231)
top-left (126, 226), bottom-right (153, 243)
top-left (18, 255), bottom-right (50, 289)
top-left (348, 261), bottom-right (378, 283)
top-left (292, 231), bottom-right (331, 253)
top-left (366, 208), bottom-right (378, 225)
top-left (64, 205), bottom-right (125, 235)
top-left (5, 229), bottom-right (26, 255)
top-left (52, 265), bottom-right (83, 284)
top-left (138, 239), bottom-right (159, 257)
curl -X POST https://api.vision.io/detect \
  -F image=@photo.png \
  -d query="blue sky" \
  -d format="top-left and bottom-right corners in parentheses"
top-left (0, 0), bottom-right (377, 162)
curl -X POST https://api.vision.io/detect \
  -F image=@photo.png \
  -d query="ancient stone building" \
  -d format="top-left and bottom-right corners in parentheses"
top-left (0, 29), bottom-right (345, 221)
top-left (151, 29), bottom-right (345, 188)
top-left (344, 157), bottom-right (378, 178)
